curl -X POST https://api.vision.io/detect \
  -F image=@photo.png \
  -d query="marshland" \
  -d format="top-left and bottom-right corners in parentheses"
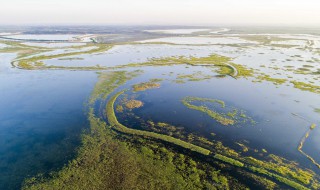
top-left (0, 26), bottom-right (320, 190)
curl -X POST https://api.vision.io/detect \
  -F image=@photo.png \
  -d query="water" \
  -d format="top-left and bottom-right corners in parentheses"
top-left (0, 54), bottom-right (97, 189)
top-left (3, 35), bottom-right (80, 41)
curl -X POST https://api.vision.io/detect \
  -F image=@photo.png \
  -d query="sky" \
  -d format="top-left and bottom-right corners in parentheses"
top-left (0, 0), bottom-right (320, 26)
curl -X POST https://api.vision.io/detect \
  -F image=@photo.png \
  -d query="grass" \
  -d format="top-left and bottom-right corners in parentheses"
top-left (106, 91), bottom-right (211, 155)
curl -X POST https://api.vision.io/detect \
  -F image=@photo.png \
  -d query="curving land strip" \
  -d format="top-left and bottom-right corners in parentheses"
top-left (106, 90), bottom-right (211, 155)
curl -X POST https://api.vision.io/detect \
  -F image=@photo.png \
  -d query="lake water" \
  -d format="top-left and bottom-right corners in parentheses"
top-left (0, 53), bottom-right (97, 189)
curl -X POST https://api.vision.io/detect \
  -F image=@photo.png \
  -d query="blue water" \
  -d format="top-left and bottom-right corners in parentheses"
top-left (0, 54), bottom-right (98, 189)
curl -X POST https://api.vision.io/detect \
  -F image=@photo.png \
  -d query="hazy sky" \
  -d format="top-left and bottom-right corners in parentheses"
top-left (1, 0), bottom-right (320, 25)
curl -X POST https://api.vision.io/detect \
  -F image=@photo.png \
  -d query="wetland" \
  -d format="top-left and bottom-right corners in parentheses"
top-left (0, 26), bottom-right (320, 190)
